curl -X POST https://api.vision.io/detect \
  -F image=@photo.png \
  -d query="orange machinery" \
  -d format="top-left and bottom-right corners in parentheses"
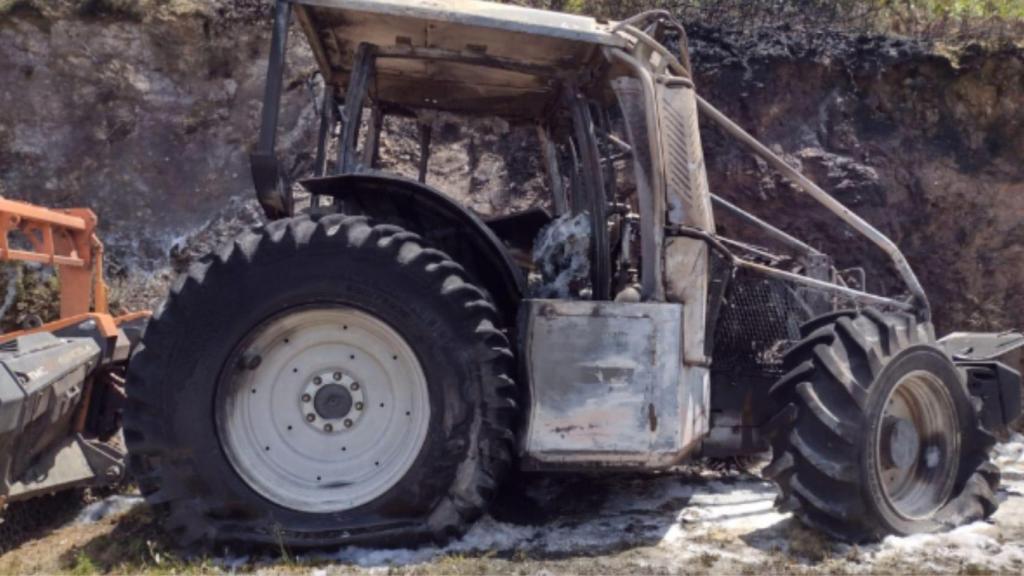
top-left (0, 198), bottom-right (148, 506)
top-left (0, 197), bottom-right (148, 341)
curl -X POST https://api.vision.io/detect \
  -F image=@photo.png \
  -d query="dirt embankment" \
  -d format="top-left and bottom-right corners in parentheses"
top-left (0, 7), bottom-right (1022, 333)
top-left (0, 1), bottom-right (317, 310)
top-left (688, 25), bottom-right (1024, 334)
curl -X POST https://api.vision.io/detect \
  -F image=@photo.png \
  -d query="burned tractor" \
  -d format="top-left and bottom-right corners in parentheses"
top-left (125, 0), bottom-right (1023, 546)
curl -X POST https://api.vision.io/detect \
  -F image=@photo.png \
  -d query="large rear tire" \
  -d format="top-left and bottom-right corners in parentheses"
top-left (124, 215), bottom-right (517, 548)
top-left (764, 310), bottom-right (999, 541)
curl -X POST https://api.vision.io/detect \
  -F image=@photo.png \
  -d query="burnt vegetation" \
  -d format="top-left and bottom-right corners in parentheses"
top-left (515, 0), bottom-right (1024, 42)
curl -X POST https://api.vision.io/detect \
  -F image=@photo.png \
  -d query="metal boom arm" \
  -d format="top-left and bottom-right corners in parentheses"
top-left (694, 95), bottom-right (930, 319)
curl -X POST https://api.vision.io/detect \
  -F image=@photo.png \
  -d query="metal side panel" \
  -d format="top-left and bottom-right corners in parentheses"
top-left (7, 436), bottom-right (94, 501)
top-left (939, 331), bottom-right (1024, 364)
top-left (665, 236), bottom-right (710, 367)
top-left (939, 331), bottom-right (1024, 439)
top-left (0, 333), bottom-right (100, 497)
top-left (655, 78), bottom-right (714, 232)
top-left (521, 299), bottom-right (707, 469)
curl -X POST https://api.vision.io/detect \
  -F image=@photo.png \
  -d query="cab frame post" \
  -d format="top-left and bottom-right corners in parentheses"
top-left (251, 0), bottom-right (294, 219)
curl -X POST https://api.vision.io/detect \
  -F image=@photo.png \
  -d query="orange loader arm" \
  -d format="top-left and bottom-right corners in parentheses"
top-left (0, 197), bottom-right (149, 342)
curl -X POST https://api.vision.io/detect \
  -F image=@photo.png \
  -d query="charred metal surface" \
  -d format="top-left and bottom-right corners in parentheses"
top-left (417, 121), bottom-right (432, 184)
top-left (940, 331), bottom-right (1024, 440)
top-left (295, 0), bottom-right (625, 46)
top-left (657, 79), bottom-right (713, 233)
top-left (251, 153), bottom-right (291, 220)
top-left (960, 362), bottom-right (1022, 441)
top-left (257, 1), bottom-right (292, 157)
top-left (252, 0), bottom-right (294, 219)
top-left (485, 208), bottom-right (552, 268)
top-left (361, 105), bottom-right (383, 170)
top-left (313, 87), bottom-right (335, 178)
top-left (664, 237), bottom-right (711, 368)
top-left (738, 259), bottom-right (912, 310)
top-left (293, 0), bottom-right (621, 119)
top-left (940, 331), bottom-right (1024, 364)
top-left (337, 42), bottom-right (376, 174)
top-left (521, 300), bottom-right (707, 469)
top-left (537, 126), bottom-right (567, 216)
top-left (567, 87), bottom-right (610, 301)
top-left (609, 70), bottom-right (662, 301)
top-left (374, 45), bottom-right (563, 78)
top-left (710, 194), bottom-right (820, 256)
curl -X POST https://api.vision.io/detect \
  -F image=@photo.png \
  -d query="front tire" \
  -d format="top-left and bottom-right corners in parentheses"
top-left (125, 215), bottom-right (517, 548)
top-left (764, 310), bottom-right (999, 541)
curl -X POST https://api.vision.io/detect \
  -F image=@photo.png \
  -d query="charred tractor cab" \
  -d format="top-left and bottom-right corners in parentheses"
top-left (125, 0), bottom-right (1023, 547)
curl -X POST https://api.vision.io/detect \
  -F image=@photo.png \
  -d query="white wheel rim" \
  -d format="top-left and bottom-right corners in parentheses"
top-left (218, 307), bottom-right (431, 513)
top-left (875, 369), bottom-right (960, 521)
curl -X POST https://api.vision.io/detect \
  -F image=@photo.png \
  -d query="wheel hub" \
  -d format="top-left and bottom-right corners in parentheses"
top-left (314, 384), bottom-right (353, 419)
top-left (882, 416), bottom-right (920, 471)
top-left (300, 370), bottom-right (364, 432)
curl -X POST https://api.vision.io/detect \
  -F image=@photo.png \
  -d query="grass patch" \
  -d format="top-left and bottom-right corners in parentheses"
top-left (512, 0), bottom-right (1024, 42)
top-left (0, 0), bottom-right (25, 14)
top-left (56, 505), bottom-right (206, 575)
top-left (68, 551), bottom-right (99, 576)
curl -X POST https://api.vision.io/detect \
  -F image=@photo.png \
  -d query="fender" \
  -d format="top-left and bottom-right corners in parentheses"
top-left (300, 172), bottom-right (525, 324)
top-left (940, 331), bottom-right (1024, 439)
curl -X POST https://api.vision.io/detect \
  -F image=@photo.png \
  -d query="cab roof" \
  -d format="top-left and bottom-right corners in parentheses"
top-left (292, 0), bottom-right (628, 119)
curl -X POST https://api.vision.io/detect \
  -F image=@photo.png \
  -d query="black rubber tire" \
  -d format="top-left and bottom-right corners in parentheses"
top-left (764, 309), bottom-right (1000, 542)
top-left (124, 215), bottom-right (517, 549)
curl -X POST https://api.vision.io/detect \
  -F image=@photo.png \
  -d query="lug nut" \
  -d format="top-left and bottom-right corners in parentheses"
top-left (355, 402), bottom-right (364, 411)
top-left (324, 423), bottom-right (333, 432)
top-left (333, 372), bottom-right (342, 381)
top-left (350, 382), bottom-right (360, 391)
top-left (314, 376), bottom-right (323, 386)
top-left (301, 394), bottom-right (311, 403)
top-left (306, 414), bottom-right (316, 422)
top-left (344, 419), bottom-right (353, 428)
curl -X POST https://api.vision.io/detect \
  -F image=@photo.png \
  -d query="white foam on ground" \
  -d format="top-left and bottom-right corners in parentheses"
top-left (863, 522), bottom-right (1024, 573)
top-left (298, 437), bottom-right (1024, 573)
top-left (74, 495), bottom-right (144, 525)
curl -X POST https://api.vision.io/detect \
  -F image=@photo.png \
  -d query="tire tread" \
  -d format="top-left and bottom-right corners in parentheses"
top-left (124, 215), bottom-right (517, 549)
